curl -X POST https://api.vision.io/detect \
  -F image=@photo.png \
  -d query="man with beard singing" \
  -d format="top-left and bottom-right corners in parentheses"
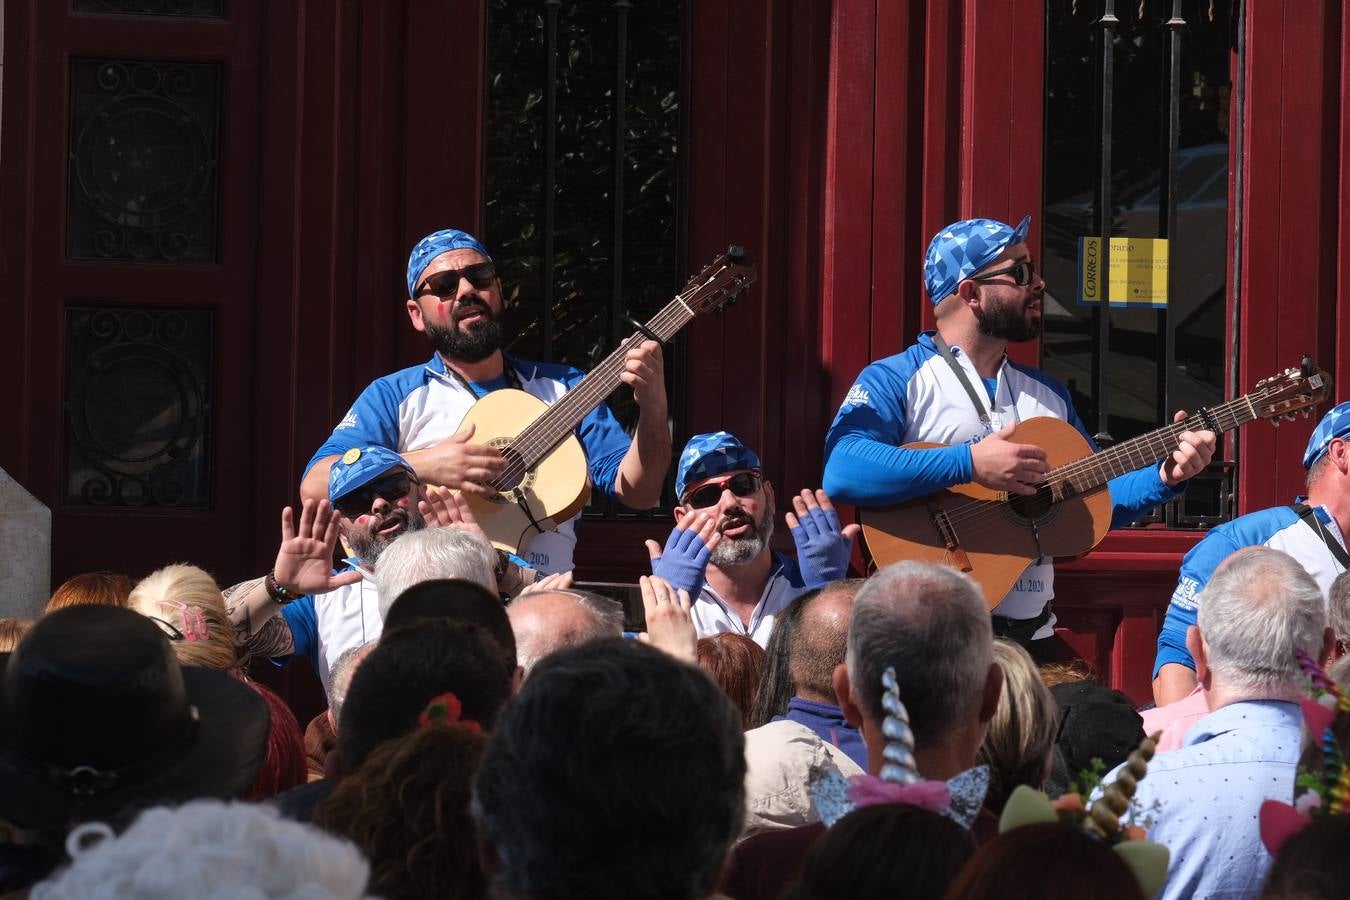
top-left (299, 228), bottom-right (670, 574)
top-left (821, 215), bottom-right (1215, 661)
top-left (646, 431), bottom-right (859, 645)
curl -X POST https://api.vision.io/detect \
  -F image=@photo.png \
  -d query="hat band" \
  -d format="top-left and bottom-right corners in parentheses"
top-left (29, 705), bottom-right (201, 799)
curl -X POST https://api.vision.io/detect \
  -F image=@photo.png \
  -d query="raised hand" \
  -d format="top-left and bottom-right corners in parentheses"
top-left (969, 422), bottom-right (1049, 496)
top-left (418, 483), bottom-right (488, 536)
top-left (644, 512), bottom-right (721, 597)
top-left (413, 423), bottom-right (506, 499)
top-left (1160, 410), bottom-right (1217, 487)
top-left (786, 489), bottom-right (860, 587)
top-left (273, 499), bottom-right (363, 596)
top-left (637, 575), bottom-right (697, 664)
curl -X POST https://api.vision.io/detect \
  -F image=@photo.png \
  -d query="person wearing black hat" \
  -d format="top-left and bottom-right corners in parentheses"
top-left (0, 605), bottom-right (269, 893)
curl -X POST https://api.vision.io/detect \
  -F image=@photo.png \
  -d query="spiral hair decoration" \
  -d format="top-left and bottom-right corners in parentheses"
top-left (1085, 732), bottom-right (1159, 838)
top-left (880, 666), bottom-right (920, 785)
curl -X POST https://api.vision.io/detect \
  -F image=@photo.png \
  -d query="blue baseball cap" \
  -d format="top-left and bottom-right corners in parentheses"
top-left (1303, 401), bottom-right (1350, 469)
top-left (406, 228), bottom-right (493, 298)
top-left (675, 432), bottom-right (762, 499)
top-left (923, 215), bottom-right (1032, 304)
top-left (328, 446), bottom-right (416, 502)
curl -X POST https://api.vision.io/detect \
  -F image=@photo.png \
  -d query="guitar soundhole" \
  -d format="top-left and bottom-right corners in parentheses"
top-left (485, 440), bottom-right (533, 502)
top-left (1006, 486), bottom-right (1056, 523)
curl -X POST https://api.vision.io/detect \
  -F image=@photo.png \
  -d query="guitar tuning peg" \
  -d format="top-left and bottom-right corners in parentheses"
top-left (1304, 409), bottom-right (1312, 418)
top-left (1271, 418), bottom-right (1281, 428)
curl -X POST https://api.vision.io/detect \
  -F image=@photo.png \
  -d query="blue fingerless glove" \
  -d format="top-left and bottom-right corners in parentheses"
top-left (791, 505), bottom-right (854, 588)
top-left (650, 523), bottom-right (714, 597)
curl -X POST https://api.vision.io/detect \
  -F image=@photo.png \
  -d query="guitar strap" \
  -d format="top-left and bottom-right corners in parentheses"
top-left (932, 335), bottom-right (994, 429)
top-left (1291, 503), bottom-right (1350, 569)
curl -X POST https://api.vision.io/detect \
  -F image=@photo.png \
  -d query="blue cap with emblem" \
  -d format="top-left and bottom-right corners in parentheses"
top-left (328, 446), bottom-right (417, 502)
top-left (923, 215), bottom-right (1032, 305)
top-left (675, 431), bottom-right (762, 499)
top-left (1303, 401), bottom-right (1350, 469)
top-left (406, 228), bottom-right (493, 298)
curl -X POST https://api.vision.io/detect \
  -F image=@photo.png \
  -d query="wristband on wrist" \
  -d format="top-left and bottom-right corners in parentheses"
top-left (264, 570), bottom-right (298, 605)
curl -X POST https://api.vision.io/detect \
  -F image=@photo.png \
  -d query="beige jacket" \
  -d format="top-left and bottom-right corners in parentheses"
top-left (740, 719), bottom-right (864, 839)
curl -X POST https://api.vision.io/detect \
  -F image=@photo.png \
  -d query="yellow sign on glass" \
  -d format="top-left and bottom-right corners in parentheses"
top-left (1077, 236), bottom-right (1169, 307)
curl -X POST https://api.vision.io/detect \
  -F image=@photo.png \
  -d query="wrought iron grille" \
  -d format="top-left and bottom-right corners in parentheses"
top-left (64, 307), bottom-right (213, 508)
top-left (73, 0), bottom-right (224, 16)
top-left (66, 59), bottom-right (222, 262)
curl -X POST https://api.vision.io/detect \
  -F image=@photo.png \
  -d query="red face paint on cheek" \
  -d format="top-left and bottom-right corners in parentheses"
top-left (396, 497), bottom-right (410, 508)
top-left (356, 515), bottom-right (369, 525)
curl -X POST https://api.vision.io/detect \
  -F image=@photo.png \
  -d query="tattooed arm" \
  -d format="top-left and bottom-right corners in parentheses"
top-left (224, 577), bottom-right (296, 659)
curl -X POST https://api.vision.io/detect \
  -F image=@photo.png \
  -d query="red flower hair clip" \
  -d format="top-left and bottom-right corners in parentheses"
top-left (418, 692), bottom-right (482, 733)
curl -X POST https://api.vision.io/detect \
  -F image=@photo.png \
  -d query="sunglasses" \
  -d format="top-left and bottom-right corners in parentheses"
top-left (682, 471), bottom-right (763, 509)
top-left (334, 471), bottom-right (417, 517)
top-left (416, 262), bottom-right (498, 298)
top-left (969, 259), bottom-right (1037, 287)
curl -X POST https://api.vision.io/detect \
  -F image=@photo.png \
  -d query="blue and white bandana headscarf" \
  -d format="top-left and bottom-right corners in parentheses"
top-left (406, 229), bottom-right (492, 298)
top-left (1303, 401), bottom-right (1350, 469)
top-left (923, 215), bottom-right (1031, 305)
top-left (675, 432), bottom-right (762, 499)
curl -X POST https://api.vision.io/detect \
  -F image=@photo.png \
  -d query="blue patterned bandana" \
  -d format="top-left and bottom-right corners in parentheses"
top-left (923, 215), bottom-right (1032, 304)
top-left (1303, 401), bottom-right (1350, 469)
top-left (328, 446), bottom-right (416, 502)
top-left (675, 432), bottom-right (762, 499)
top-left (406, 229), bottom-right (492, 298)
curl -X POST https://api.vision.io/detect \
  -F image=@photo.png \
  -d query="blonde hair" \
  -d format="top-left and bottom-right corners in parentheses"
top-left (977, 639), bottom-right (1059, 813)
top-left (127, 564), bottom-right (241, 672)
top-left (0, 618), bottom-right (32, 652)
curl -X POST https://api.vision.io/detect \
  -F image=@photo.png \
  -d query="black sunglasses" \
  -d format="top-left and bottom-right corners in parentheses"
top-left (335, 472), bottom-right (417, 517)
top-left (970, 259), bottom-right (1036, 287)
top-left (416, 262), bottom-right (497, 298)
top-left (682, 471), bottom-right (763, 509)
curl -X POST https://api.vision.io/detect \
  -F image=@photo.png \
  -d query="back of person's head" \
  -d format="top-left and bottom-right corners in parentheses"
top-left (785, 803), bottom-right (976, 900)
top-left (326, 641), bottom-right (376, 729)
top-left (942, 822), bottom-right (1146, 900)
top-left (316, 721), bottom-right (488, 900)
top-left (473, 638), bottom-right (746, 900)
top-left (748, 589), bottom-right (815, 728)
top-left (244, 681), bottom-right (308, 802)
top-left (339, 618), bottom-right (512, 770)
top-left (1038, 657), bottom-right (1102, 688)
top-left (1196, 548), bottom-right (1326, 696)
top-left (1330, 569), bottom-right (1350, 651)
top-left (977, 640), bottom-right (1058, 813)
top-left (45, 571), bottom-right (133, 612)
top-left (0, 617), bottom-right (32, 652)
top-left (697, 633), bottom-right (766, 729)
top-left (507, 589), bottom-right (624, 675)
top-left (1260, 815), bottom-right (1350, 899)
top-left (789, 579), bottom-right (862, 704)
top-left (847, 562), bottom-right (992, 749)
top-left (126, 563), bottom-right (240, 671)
top-left (376, 527), bottom-right (497, 618)
top-left (384, 578), bottom-right (517, 670)
top-left (28, 800), bottom-right (373, 900)
top-left (1044, 679), bottom-right (1144, 798)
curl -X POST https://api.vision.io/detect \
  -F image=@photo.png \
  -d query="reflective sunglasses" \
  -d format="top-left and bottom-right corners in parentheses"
top-left (969, 259), bottom-right (1036, 287)
top-left (682, 471), bottom-right (763, 509)
top-left (334, 471), bottom-right (417, 517)
top-left (416, 262), bottom-right (498, 298)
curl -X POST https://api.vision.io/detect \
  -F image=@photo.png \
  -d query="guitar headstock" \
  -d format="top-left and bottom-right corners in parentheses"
top-left (1253, 357), bottom-right (1333, 424)
top-left (678, 245), bottom-right (758, 316)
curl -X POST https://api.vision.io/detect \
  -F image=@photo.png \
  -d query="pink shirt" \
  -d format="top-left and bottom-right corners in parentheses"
top-left (1140, 686), bottom-right (1211, 752)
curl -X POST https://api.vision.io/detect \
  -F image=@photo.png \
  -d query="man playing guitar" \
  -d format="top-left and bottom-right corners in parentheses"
top-left (821, 215), bottom-right (1216, 661)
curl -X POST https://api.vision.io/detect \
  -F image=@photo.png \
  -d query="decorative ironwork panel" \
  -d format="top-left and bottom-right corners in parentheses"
top-left (67, 60), bottom-right (222, 262)
top-left (73, 0), bottom-right (224, 18)
top-left (64, 308), bottom-right (213, 508)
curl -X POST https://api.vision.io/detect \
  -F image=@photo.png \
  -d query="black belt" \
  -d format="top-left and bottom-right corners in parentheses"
top-left (990, 603), bottom-right (1052, 645)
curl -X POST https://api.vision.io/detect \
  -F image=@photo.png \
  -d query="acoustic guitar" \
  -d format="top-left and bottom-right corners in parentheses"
top-left (858, 360), bottom-right (1332, 608)
top-left (457, 247), bottom-right (757, 557)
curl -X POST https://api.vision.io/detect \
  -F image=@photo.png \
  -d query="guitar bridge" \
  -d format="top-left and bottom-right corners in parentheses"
top-left (927, 501), bottom-right (972, 573)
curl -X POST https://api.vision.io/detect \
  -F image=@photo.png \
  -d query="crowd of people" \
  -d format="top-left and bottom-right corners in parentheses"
top-left (2, 219), bottom-right (1348, 899)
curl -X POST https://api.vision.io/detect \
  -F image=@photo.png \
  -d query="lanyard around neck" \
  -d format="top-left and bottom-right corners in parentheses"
top-left (932, 334), bottom-right (993, 428)
top-left (441, 356), bottom-right (521, 396)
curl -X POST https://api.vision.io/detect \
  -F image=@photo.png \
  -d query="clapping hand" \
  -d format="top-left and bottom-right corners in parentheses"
top-left (418, 484), bottom-right (488, 537)
top-left (644, 512), bottom-right (721, 597)
top-left (787, 489), bottom-right (860, 588)
top-left (273, 499), bottom-right (363, 596)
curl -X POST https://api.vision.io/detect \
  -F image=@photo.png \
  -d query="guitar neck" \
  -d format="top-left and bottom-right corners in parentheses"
top-left (508, 297), bottom-right (695, 470)
top-left (1053, 391), bottom-right (1264, 495)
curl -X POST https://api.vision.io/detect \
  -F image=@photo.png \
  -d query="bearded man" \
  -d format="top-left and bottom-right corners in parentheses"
top-left (821, 215), bottom-right (1215, 661)
top-left (298, 228), bottom-right (670, 574)
top-left (645, 432), bottom-right (858, 646)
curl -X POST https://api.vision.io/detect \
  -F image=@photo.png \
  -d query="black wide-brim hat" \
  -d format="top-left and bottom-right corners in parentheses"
top-left (0, 605), bottom-right (270, 831)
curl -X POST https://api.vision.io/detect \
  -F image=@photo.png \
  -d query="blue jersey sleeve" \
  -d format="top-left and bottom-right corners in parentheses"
top-left (1152, 527), bottom-right (1242, 677)
top-left (274, 595), bottom-right (318, 671)
top-left (822, 361), bottom-right (974, 506)
top-left (304, 377), bottom-right (406, 476)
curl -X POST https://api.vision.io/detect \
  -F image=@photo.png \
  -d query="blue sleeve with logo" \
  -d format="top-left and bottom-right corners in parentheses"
top-left (1153, 528), bottom-right (1243, 677)
top-left (304, 376), bottom-right (406, 477)
top-left (822, 361), bottom-right (974, 506)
